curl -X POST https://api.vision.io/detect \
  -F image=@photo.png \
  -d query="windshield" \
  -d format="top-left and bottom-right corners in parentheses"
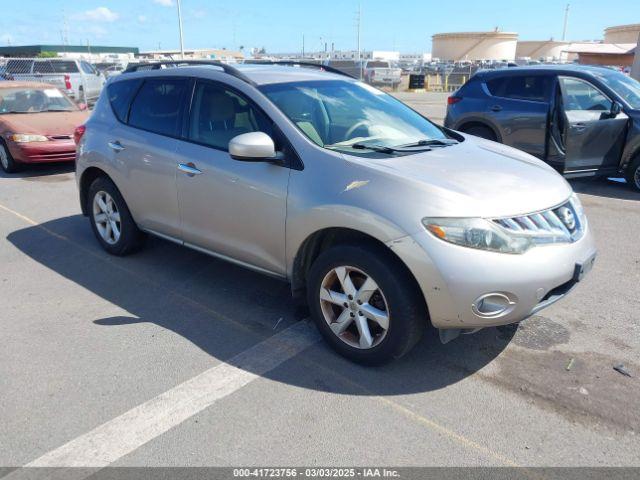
top-left (0, 88), bottom-right (77, 114)
top-left (594, 71), bottom-right (640, 110)
top-left (260, 80), bottom-right (448, 155)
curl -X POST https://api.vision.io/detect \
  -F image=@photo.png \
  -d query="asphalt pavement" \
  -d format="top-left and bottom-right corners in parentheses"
top-left (0, 93), bottom-right (639, 475)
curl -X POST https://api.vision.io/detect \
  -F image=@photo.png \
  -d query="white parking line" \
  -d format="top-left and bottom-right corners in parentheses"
top-left (5, 321), bottom-right (320, 477)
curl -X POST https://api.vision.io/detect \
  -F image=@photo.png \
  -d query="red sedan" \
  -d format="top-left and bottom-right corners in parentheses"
top-left (0, 81), bottom-right (89, 173)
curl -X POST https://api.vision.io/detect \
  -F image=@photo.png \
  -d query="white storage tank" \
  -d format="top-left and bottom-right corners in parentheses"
top-left (432, 30), bottom-right (518, 61)
top-left (516, 40), bottom-right (570, 61)
top-left (604, 24), bottom-right (640, 44)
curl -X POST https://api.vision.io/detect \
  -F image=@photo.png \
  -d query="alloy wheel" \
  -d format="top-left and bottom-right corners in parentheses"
top-left (635, 165), bottom-right (640, 190)
top-left (319, 265), bottom-right (390, 349)
top-left (93, 191), bottom-right (121, 245)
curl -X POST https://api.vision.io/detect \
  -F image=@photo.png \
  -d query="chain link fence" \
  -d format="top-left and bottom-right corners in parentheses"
top-left (0, 58), bottom-right (106, 105)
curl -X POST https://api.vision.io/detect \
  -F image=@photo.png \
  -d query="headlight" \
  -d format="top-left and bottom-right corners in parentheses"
top-left (569, 193), bottom-right (586, 224)
top-left (10, 134), bottom-right (49, 143)
top-left (422, 217), bottom-right (533, 254)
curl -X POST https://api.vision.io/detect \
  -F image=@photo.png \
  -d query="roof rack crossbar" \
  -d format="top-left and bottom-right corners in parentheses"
top-left (256, 61), bottom-right (356, 79)
top-left (122, 60), bottom-right (256, 86)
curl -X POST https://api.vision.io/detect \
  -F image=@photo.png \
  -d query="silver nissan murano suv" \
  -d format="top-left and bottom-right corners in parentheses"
top-left (75, 61), bottom-right (597, 364)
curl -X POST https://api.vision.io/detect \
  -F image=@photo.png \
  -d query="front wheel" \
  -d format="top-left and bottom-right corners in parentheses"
top-left (307, 245), bottom-right (426, 365)
top-left (87, 176), bottom-right (146, 255)
top-left (625, 156), bottom-right (640, 192)
top-left (0, 141), bottom-right (20, 173)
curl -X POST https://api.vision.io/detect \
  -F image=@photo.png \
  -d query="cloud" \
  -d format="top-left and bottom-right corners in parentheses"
top-left (153, 0), bottom-right (174, 6)
top-left (74, 7), bottom-right (119, 22)
top-left (138, 15), bottom-right (148, 23)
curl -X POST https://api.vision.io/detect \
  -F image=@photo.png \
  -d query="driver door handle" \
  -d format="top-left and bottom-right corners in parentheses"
top-left (178, 162), bottom-right (202, 176)
top-left (490, 105), bottom-right (502, 112)
top-left (108, 141), bottom-right (125, 152)
top-left (572, 123), bottom-right (587, 133)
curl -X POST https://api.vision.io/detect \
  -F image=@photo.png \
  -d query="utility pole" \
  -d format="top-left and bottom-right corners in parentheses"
top-left (562, 4), bottom-right (570, 41)
top-left (356, 1), bottom-right (362, 80)
top-left (302, 33), bottom-right (305, 58)
top-left (177, 0), bottom-right (185, 59)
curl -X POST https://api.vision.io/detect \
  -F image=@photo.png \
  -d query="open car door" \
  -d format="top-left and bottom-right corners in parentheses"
top-left (554, 76), bottom-right (628, 176)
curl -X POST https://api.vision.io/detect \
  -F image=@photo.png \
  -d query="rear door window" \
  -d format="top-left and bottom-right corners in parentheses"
top-left (34, 61), bottom-right (79, 73)
top-left (128, 78), bottom-right (189, 137)
top-left (487, 75), bottom-right (551, 102)
top-left (107, 79), bottom-right (143, 123)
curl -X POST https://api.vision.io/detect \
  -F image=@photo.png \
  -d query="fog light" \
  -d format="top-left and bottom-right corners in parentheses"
top-left (472, 293), bottom-right (517, 318)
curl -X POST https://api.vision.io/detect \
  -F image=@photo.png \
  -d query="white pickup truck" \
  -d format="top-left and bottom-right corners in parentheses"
top-left (362, 60), bottom-right (402, 88)
top-left (3, 59), bottom-right (105, 104)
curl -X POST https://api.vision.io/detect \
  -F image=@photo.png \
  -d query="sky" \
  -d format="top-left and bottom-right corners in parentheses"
top-left (1, 0), bottom-right (639, 54)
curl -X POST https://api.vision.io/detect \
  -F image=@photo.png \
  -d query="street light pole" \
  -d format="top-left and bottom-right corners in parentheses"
top-left (177, 0), bottom-right (185, 59)
top-left (562, 3), bottom-right (570, 42)
top-left (356, 1), bottom-right (362, 80)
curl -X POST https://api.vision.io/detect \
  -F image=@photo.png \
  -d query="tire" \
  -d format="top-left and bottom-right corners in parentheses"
top-left (0, 141), bottom-right (20, 173)
top-left (307, 244), bottom-right (426, 365)
top-left (462, 124), bottom-right (497, 142)
top-left (625, 155), bottom-right (640, 192)
top-left (87, 176), bottom-right (146, 255)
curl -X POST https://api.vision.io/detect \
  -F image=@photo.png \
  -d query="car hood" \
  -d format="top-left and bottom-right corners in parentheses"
top-left (342, 135), bottom-right (572, 219)
top-left (0, 111), bottom-right (89, 137)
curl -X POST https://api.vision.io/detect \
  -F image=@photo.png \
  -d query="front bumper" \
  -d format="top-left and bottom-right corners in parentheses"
top-left (8, 140), bottom-right (76, 164)
top-left (388, 223), bottom-right (597, 329)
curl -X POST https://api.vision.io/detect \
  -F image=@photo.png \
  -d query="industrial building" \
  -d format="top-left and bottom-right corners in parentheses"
top-left (431, 30), bottom-right (518, 62)
top-left (604, 24), bottom-right (640, 44)
top-left (138, 48), bottom-right (244, 63)
top-left (0, 44), bottom-right (138, 62)
top-left (567, 42), bottom-right (637, 67)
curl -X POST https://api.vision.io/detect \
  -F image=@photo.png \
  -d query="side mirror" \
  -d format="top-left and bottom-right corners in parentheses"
top-left (610, 101), bottom-right (623, 118)
top-left (78, 103), bottom-right (88, 111)
top-left (229, 132), bottom-right (278, 162)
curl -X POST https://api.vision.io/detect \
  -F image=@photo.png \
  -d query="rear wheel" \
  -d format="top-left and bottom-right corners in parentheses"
top-left (87, 176), bottom-right (146, 255)
top-left (462, 124), bottom-right (497, 142)
top-left (0, 141), bottom-right (20, 173)
top-left (307, 244), bottom-right (426, 365)
top-left (625, 155), bottom-right (640, 192)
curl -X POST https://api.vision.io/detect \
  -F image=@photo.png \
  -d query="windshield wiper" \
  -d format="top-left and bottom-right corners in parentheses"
top-left (397, 138), bottom-right (459, 148)
top-left (351, 142), bottom-right (432, 154)
top-left (351, 143), bottom-right (396, 154)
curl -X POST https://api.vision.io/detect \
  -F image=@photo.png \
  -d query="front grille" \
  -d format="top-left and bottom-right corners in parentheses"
top-left (492, 199), bottom-right (584, 245)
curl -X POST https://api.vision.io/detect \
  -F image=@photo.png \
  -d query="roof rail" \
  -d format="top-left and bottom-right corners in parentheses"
top-left (122, 60), bottom-right (256, 86)
top-left (254, 61), bottom-right (356, 79)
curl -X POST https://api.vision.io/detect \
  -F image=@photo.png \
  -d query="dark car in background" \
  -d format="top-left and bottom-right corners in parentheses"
top-left (445, 65), bottom-right (640, 191)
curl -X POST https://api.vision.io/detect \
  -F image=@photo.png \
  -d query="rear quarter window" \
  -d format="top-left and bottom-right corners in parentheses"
top-left (107, 79), bottom-right (143, 122)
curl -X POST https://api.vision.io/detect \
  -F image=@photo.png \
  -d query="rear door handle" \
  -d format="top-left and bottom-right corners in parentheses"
top-left (178, 162), bottom-right (202, 176)
top-left (108, 141), bottom-right (125, 152)
top-left (572, 123), bottom-right (587, 133)
top-left (490, 105), bottom-right (502, 112)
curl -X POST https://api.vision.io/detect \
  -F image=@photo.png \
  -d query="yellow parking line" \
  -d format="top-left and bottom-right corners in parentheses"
top-left (303, 358), bottom-right (521, 467)
top-left (0, 200), bottom-right (524, 469)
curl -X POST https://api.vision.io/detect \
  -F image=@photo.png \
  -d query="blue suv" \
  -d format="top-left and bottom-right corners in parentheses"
top-left (445, 65), bottom-right (640, 191)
